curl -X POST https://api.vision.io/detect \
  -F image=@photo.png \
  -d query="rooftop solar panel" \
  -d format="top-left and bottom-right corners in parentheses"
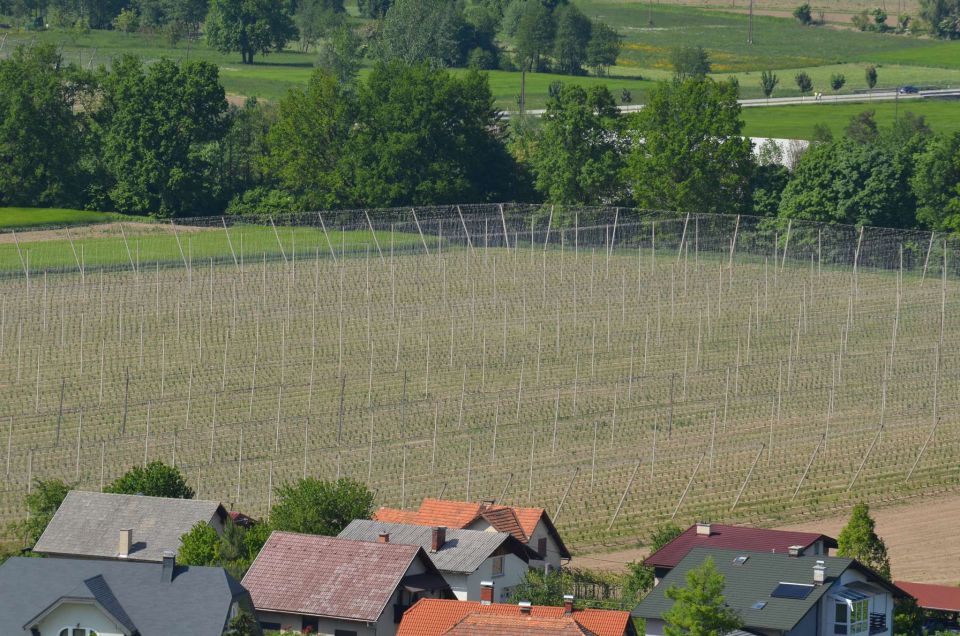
top-left (771, 582), bottom-right (815, 599)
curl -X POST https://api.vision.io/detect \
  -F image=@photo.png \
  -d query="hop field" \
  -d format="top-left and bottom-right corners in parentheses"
top-left (0, 206), bottom-right (958, 552)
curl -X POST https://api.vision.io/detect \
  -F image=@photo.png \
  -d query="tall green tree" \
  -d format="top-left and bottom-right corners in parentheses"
top-left (375, 0), bottom-right (463, 66)
top-left (99, 56), bottom-right (229, 216)
top-left (345, 61), bottom-right (519, 206)
top-left (865, 65), bottom-right (878, 91)
top-left (663, 557), bottom-right (743, 636)
top-left (760, 70), bottom-right (779, 100)
top-left (179, 518), bottom-right (270, 579)
top-left (8, 479), bottom-right (71, 548)
top-left (794, 71), bottom-right (813, 99)
top-left (779, 138), bottom-right (917, 228)
top-left (529, 83), bottom-right (624, 204)
top-left (316, 24), bottom-right (364, 86)
top-left (670, 45), bottom-right (710, 81)
top-left (105, 460), bottom-right (195, 498)
top-left (919, 0), bottom-right (960, 38)
top-left (552, 4), bottom-right (592, 74)
top-left (623, 523), bottom-right (684, 603)
top-left (206, 0), bottom-right (298, 64)
top-left (358, 0), bottom-right (391, 18)
top-left (0, 45), bottom-right (91, 209)
top-left (626, 78), bottom-right (753, 214)
top-left (264, 68), bottom-right (353, 209)
top-left (830, 72), bottom-right (847, 92)
top-left (586, 21), bottom-right (621, 75)
top-left (514, 1), bottom-right (555, 71)
top-left (270, 477), bottom-right (374, 536)
top-left (912, 131), bottom-right (960, 232)
top-left (837, 503), bottom-right (892, 579)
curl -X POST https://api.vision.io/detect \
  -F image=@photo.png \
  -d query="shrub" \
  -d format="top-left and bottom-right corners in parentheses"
top-left (793, 3), bottom-right (813, 25)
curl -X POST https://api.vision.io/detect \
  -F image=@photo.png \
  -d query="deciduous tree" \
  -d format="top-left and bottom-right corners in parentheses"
top-left (270, 477), bottom-right (374, 536)
top-left (206, 0), bottom-right (298, 64)
top-left (760, 70), bottom-right (779, 100)
top-left (627, 77), bottom-right (753, 214)
top-left (670, 45), bottom-right (710, 81)
top-left (375, 0), bottom-right (463, 66)
top-left (552, 4), bottom-right (592, 74)
top-left (8, 479), bottom-right (71, 547)
top-left (105, 460), bottom-right (195, 498)
top-left (586, 21), bottom-right (621, 75)
top-left (530, 83), bottom-right (624, 204)
top-left (912, 131), bottom-right (960, 232)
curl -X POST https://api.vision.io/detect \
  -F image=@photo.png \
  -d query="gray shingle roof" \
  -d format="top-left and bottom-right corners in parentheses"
top-left (633, 547), bottom-right (858, 632)
top-left (0, 557), bottom-right (249, 635)
top-left (34, 490), bottom-right (225, 562)
top-left (338, 519), bottom-right (531, 574)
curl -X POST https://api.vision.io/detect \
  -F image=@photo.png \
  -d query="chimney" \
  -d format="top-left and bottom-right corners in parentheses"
top-left (563, 594), bottom-right (574, 615)
top-left (118, 529), bottom-right (133, 558)
top-left (788, 545), bottom-right (804, 557)
top-left (813, 560), bottom-right (827, 585)
top-left (480, 581), bottom-right (494, 605)
top-left (696, 522), bottom-right (712, 537)
top-left (431, 526), bottom-right (447, 552)
top-left (378, 532), bottom-right (390, 543)
top-left (519, 601), bottom-right (532, 615)
top-left (161, 551), bottom-right (176, 583)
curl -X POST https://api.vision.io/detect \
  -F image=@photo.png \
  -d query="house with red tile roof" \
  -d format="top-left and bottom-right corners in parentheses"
top-left (895, 581), bottom-right (960, 613)
top-left (242, 531), bottom-right (453, 636)
top-left (643, 522), bottom-right (837, 582)
top-left (373, 498), bottom-right (571, 570)
top-left (397, 594), bottom-right (637, 636)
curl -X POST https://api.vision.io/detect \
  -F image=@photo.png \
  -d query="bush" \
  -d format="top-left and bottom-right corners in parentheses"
top-left (467, 46), bottom-right (497, 70)
top-left (793, 3), bottom-right (813, 25)
top-left (113, 8), bottom-right (139, 33)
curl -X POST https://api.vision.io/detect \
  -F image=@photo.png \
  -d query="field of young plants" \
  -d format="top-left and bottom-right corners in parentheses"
top-left (0, 206), bottom-right (958, 551)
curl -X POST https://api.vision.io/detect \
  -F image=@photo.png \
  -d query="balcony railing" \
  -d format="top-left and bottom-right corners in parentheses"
top-left (869, 612), bottom-right (887, 635)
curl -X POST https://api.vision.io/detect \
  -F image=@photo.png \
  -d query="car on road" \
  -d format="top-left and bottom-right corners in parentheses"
top-left (899, 85), bottom-right (920, 94)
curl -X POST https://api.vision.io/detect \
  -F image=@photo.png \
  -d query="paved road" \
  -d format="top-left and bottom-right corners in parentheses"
top-left (507, 88), bottom-right (960, 117)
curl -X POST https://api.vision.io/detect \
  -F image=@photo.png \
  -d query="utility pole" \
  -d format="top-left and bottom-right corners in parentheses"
top-left (748, 0), bottom-right (754, 44)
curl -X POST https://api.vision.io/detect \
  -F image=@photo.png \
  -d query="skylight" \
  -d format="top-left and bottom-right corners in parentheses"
top-left (751, 601), bottom-right (767, 610)
top-left (733, 556), bottom-right (749, 565)
top-left (771, 583), bottom-right (815, 600)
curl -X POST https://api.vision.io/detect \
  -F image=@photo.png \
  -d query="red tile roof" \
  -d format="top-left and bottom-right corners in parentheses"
top-left (241, 531), bottom-right (424, 622)
top-left (373, 498), bottom-right (571, 558)
top-left (397, 599), bottom-right (632, 636)
top-left (444, 613), bottom-right (591, 635)
top-left (643, 524), bottom-right (838, 569)
top-left (895, 581), bottom-right (960, 612)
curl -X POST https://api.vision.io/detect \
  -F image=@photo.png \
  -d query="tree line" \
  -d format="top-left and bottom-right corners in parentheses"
top-left (3, 43), bottom-right (960, 231)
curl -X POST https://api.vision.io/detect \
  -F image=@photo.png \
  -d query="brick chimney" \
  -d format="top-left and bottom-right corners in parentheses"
top-left (431, 526), bottom-right (447, 552)
top-left (563, 594), bottom-right (574, 615)
top-left (480, 581), bottom-right (494, 605)
top-left (161, 551), bottom-right (176, 583)
top-left (696, 522), bottom-right (712, 537)
top-left (117, 529), bottom-right (133, 558)
top-left (378, 532), bottom-right (390, 543)
top-left (519, 601), bottom-right (532, 615)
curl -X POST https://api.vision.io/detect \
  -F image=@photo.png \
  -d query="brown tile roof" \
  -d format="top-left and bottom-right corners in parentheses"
top-left (444, 613), bottom-right (592, 635)
top-left (373, 499), bottom-right (571, 558)
top-left (242, 531), bottom-right (425, 622)
top-left (643, 524), bottom-right (838, 570)
top-left (397, 599), bottom-right (632, 636)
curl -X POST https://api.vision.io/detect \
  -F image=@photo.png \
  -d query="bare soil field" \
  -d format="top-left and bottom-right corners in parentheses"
top-left (0, 222), bottom-right (207, 244)
top-left (575, 492), bottom-right (960, 585)
top-left (780, 493), bottom-right (960, 585)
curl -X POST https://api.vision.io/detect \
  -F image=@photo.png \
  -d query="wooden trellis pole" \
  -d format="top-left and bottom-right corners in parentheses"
top-left (411, 208), bottom-right (430, 255)
top-left (906, 346), bottom-right (941, 483)
top-left (920, 231), bottom-right (935, 287)
top-left (673, 453), bottom-right (706, 520)
top-left (554, 467), bottom-right (579, 522)
top-left (791, 434), bottom-right (825, 501)
top-left (731, 445), bottom-right (764, 511)
top-left (848, 425), bottom-right (884, 492)
top-left (608, 460), bottom-right (641, 530)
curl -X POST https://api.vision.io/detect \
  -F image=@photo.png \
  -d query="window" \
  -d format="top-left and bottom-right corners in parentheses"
top-left (537, 538), bottom-right (548, 558)
top-left (834, 602), bottom-right (849, 635)
top-left (334, 630), bottom-right (357, 636)
top-left (492, 555), bottom-right (504, 577)
top-left (850, 599), bottom-right (869, 635)
top-left (58, 630), bottom-right (98, 636)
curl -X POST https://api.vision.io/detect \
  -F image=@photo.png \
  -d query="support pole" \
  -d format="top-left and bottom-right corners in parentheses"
top-left (672, 453), bottom-right (705, 520)
top-left (731, 445), bottom-right (765, 511)
top-left (608, 460), bottom-right (641, 530)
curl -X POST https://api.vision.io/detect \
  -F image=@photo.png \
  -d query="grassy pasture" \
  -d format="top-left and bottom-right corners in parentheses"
top-left (576, 1), bottom-right (952, 72)
top-left (0, 211), bottom-right (958, 553)
top-left (741, 98), bottom-right (960, 138)
top-left (0, 208), bottom-right (135, 229)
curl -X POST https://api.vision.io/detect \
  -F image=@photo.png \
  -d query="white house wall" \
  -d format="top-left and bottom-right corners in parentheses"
top-left (464, 554), bottom-right (529, 602)
top-left (35, 602), bottom-right (127, 636)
